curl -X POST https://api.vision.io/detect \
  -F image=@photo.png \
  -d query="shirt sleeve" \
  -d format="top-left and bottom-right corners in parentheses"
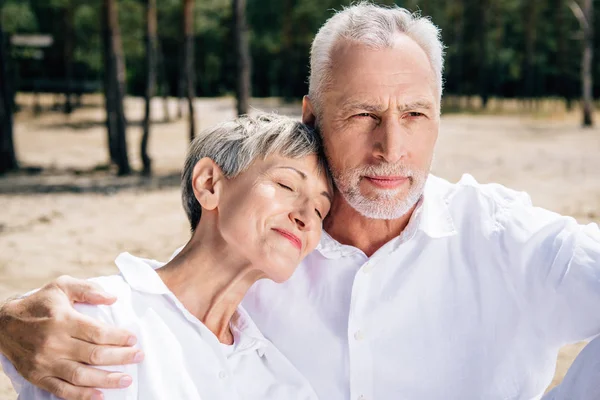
top-left (495, 191), bottom-right (600, 345)
top-left (541, 335), bottom-right (600, 399)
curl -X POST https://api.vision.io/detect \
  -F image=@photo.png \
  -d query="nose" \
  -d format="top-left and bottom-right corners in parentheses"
top-left (372, 117), bottom-right (407, 163)
top-left (289, 202), bottom-right (316, 232)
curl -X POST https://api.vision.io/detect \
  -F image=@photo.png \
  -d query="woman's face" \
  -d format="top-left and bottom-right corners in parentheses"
top-left (217, 154), bottom-right (332, 283)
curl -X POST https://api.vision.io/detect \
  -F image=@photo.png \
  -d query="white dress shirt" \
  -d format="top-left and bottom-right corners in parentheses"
top-left (542, 336), bottom-right (600, 400)
top-left (2, 253), bottom-right (318, 400)
top-left (241, 174), bottom-right (600, 400)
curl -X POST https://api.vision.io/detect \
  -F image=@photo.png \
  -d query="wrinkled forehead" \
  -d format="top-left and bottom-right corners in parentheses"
top-left (325, 36), bottom-right (438, 107)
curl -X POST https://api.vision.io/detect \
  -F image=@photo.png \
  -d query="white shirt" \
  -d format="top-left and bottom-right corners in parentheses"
top-left (2, 253), bottom-right (318, 400)
top-left (241, 174), bottom-right (600, 400)
top-left (542, 336), bottom-right (600, 400)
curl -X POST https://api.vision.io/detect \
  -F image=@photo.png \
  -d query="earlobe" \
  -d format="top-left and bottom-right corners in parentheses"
top-left (191, 158), bottom-right (224, 211)
top-left (301, 96), bottom-right (317, 126)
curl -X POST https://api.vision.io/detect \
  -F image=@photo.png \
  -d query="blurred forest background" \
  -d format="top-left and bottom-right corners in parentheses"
top-left (0, 1), bottom-right (599, 398)
top-left (0, 0), bottom-right (598, 176)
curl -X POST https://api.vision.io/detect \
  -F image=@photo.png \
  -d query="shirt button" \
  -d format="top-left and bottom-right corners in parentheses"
top-left (358, 395), bottom-right (367, 400)
top-left (218, 371), bottom-right (228, 380)
top-left (354, 330), bottom-right (365, 341)
top-left (362, 263), bottom-right (373, 274)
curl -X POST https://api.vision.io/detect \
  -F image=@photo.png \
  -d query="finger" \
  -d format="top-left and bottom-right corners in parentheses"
top-left (69, 338), bottom-right (144, 366)
top-left (54, 275), bottom-right (117, 305)
top-left (53, 359), bottom-right (133, 389)
top-left (71, 313), bottom-right (138, 347)
top-left (38, 376), bottom-right (104, 400)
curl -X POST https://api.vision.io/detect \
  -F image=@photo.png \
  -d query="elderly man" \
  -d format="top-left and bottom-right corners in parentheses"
top-left (1, 3), bottom-right (600, 400)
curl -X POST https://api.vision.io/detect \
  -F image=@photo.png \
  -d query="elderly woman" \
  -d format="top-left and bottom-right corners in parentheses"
top-left (4, 113), bottom-right (332, 399)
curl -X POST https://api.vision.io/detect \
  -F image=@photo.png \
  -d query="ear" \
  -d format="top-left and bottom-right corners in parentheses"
top-left (191, 157), bottom-right (225, 212)
top-left (301, 95), bottom-right (317, 127)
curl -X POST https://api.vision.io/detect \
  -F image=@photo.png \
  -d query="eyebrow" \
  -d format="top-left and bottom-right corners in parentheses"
top-left (398, 101), bottom-right (435, 112)
top-left (340, 100), bottom-right (385, 113)
top-left (340, 99), bottom-right (435, 113)
top-left (276, 166), bottom-right (333, 204)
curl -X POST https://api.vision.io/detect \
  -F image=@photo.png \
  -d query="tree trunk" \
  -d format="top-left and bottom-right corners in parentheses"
top-left (162, 87), bottom-right (170, 122)
top-left (141, 0), bottom-right (157, 175)
top-left (103, 0), bottom-right (131, 175)
top-left (522, 0), bottom-right (539, 100)
top-left (476, 0), bottom-right (489, 108)
top-left (63, 2), bottom-right (74, 114)
top-left (233, 0), bottom-right (251, 115)
top-left (158, 41), bottom-right (171, 122)
top-left (0, 25), bottom-right (18, 174)
top-left (454, 0), bottom-right (465, 100)
top-left (102, 1), bottom-right (118, 164)
top-left (183, 0), bottom-right (196, 141)
top-left (581, 0), bottom-right (594, 126)
top-left (280, 0), bottom-right (293, 100)
top-left (555, 0), bottom-right (569, 107)
top-left (176, 44), bottom-right (185, 120)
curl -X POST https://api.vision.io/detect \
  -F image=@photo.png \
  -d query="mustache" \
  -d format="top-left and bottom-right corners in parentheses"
top-left (354, 163), bottom-right (415, 177)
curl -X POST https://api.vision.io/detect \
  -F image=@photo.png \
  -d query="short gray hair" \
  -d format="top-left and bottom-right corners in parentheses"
top-left (181, 113), bottom-right (330, 231)
top-left (308, 2), bottom-right (445, 114)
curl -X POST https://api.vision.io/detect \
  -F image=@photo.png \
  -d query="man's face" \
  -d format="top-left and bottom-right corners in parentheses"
top-left (306, 34), bottom-right (439, 220)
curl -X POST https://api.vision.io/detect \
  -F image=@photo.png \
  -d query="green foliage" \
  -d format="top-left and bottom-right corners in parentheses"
top-left (1, 1), bottom-right (38, 33)
top-left (0, 0), bottom-right (597, 101)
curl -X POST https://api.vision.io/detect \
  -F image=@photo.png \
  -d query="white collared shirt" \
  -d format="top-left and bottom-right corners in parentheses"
top-left (241, 174), bottom-right (600, 400)
top-left (2, 253), bottom-right (318, 400)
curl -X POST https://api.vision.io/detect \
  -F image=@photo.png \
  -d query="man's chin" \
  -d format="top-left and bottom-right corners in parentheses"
top-left (360, 187), bottom-right (407, 201)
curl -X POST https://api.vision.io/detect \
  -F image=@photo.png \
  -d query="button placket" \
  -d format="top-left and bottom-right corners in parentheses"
top-left (348, 257), bottom-right (375, 400)
top-left (353, 329), bottom-right (365, 341)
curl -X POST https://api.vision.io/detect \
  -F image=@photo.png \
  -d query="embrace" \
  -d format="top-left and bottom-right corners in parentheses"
top-left (1, 3), bottom-right (600, 400)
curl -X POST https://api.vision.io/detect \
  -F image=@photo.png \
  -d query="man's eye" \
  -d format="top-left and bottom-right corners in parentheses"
top-left (355, 113), bottom-right (373, 118)
top-left (407, 112), bottom-right (424, 117)
top-left (277, 183), bottom-right (293, 191)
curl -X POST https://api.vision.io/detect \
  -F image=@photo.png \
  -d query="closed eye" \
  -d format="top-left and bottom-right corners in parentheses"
top-left (277, 182), bottom-right (293, 191)
top-left (315, 209), bottom-right (323, 220)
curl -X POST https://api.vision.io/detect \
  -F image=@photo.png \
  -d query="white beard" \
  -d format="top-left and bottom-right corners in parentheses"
top-left (333, 162), bottom-right (429, 220)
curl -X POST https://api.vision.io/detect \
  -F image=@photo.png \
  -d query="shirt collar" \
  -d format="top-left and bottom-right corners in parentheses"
top-left (230, 306), bottom-right (270, 356)
top-left (115, 252), bottom-right (171, 294)
top-left (418, 174), bottom-right (457, 239)
top-left (316, 174), bottom-right (456, 258)
top-left (115, 252), bottom-right (270, 355)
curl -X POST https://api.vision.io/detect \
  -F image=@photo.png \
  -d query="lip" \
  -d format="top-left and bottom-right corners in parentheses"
top-left (364, 175), bottom-right (409, 189)
top-left (272, 228), bottom-right (302, 251)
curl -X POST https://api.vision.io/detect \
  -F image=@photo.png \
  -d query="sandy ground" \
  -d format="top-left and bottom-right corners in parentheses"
top-left (0, 95), bottom-right (599, 399)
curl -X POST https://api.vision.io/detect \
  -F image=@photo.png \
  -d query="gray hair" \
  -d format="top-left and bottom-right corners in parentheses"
top-left (308, 2), bottom-right (445, 114)
top-left (181, 113), bottom-right (330, 231)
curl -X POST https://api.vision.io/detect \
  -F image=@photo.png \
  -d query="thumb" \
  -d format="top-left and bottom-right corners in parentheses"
top-left (53, 275), bottom-right (117, 305)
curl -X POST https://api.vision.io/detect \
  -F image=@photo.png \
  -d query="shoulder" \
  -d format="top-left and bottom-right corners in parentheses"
top-left (74, 275), bottom-right (133, 324)
top-left (428, 174), bottom-right (533, 228)
top-left (430, 174), bottom-right (532, 210)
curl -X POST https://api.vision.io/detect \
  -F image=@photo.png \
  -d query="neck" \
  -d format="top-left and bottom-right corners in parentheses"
top-left (323, 193), bottom-right (416, 257)
top-left (157, 228), bottom-right (264, 344)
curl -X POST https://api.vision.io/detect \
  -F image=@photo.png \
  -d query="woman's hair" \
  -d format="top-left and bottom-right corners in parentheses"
top-left (181, 113), bottom-right (330, 231)
top-left (308, 2), bottom-right (445, 115)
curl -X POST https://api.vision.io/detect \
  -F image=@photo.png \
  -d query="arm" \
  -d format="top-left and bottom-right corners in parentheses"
top-left (542, 336), bottom-right (600, 400)
top-left (0, 276), bottom-right (144, 400)
top-left (495, 191), bottom-right (600, 345)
